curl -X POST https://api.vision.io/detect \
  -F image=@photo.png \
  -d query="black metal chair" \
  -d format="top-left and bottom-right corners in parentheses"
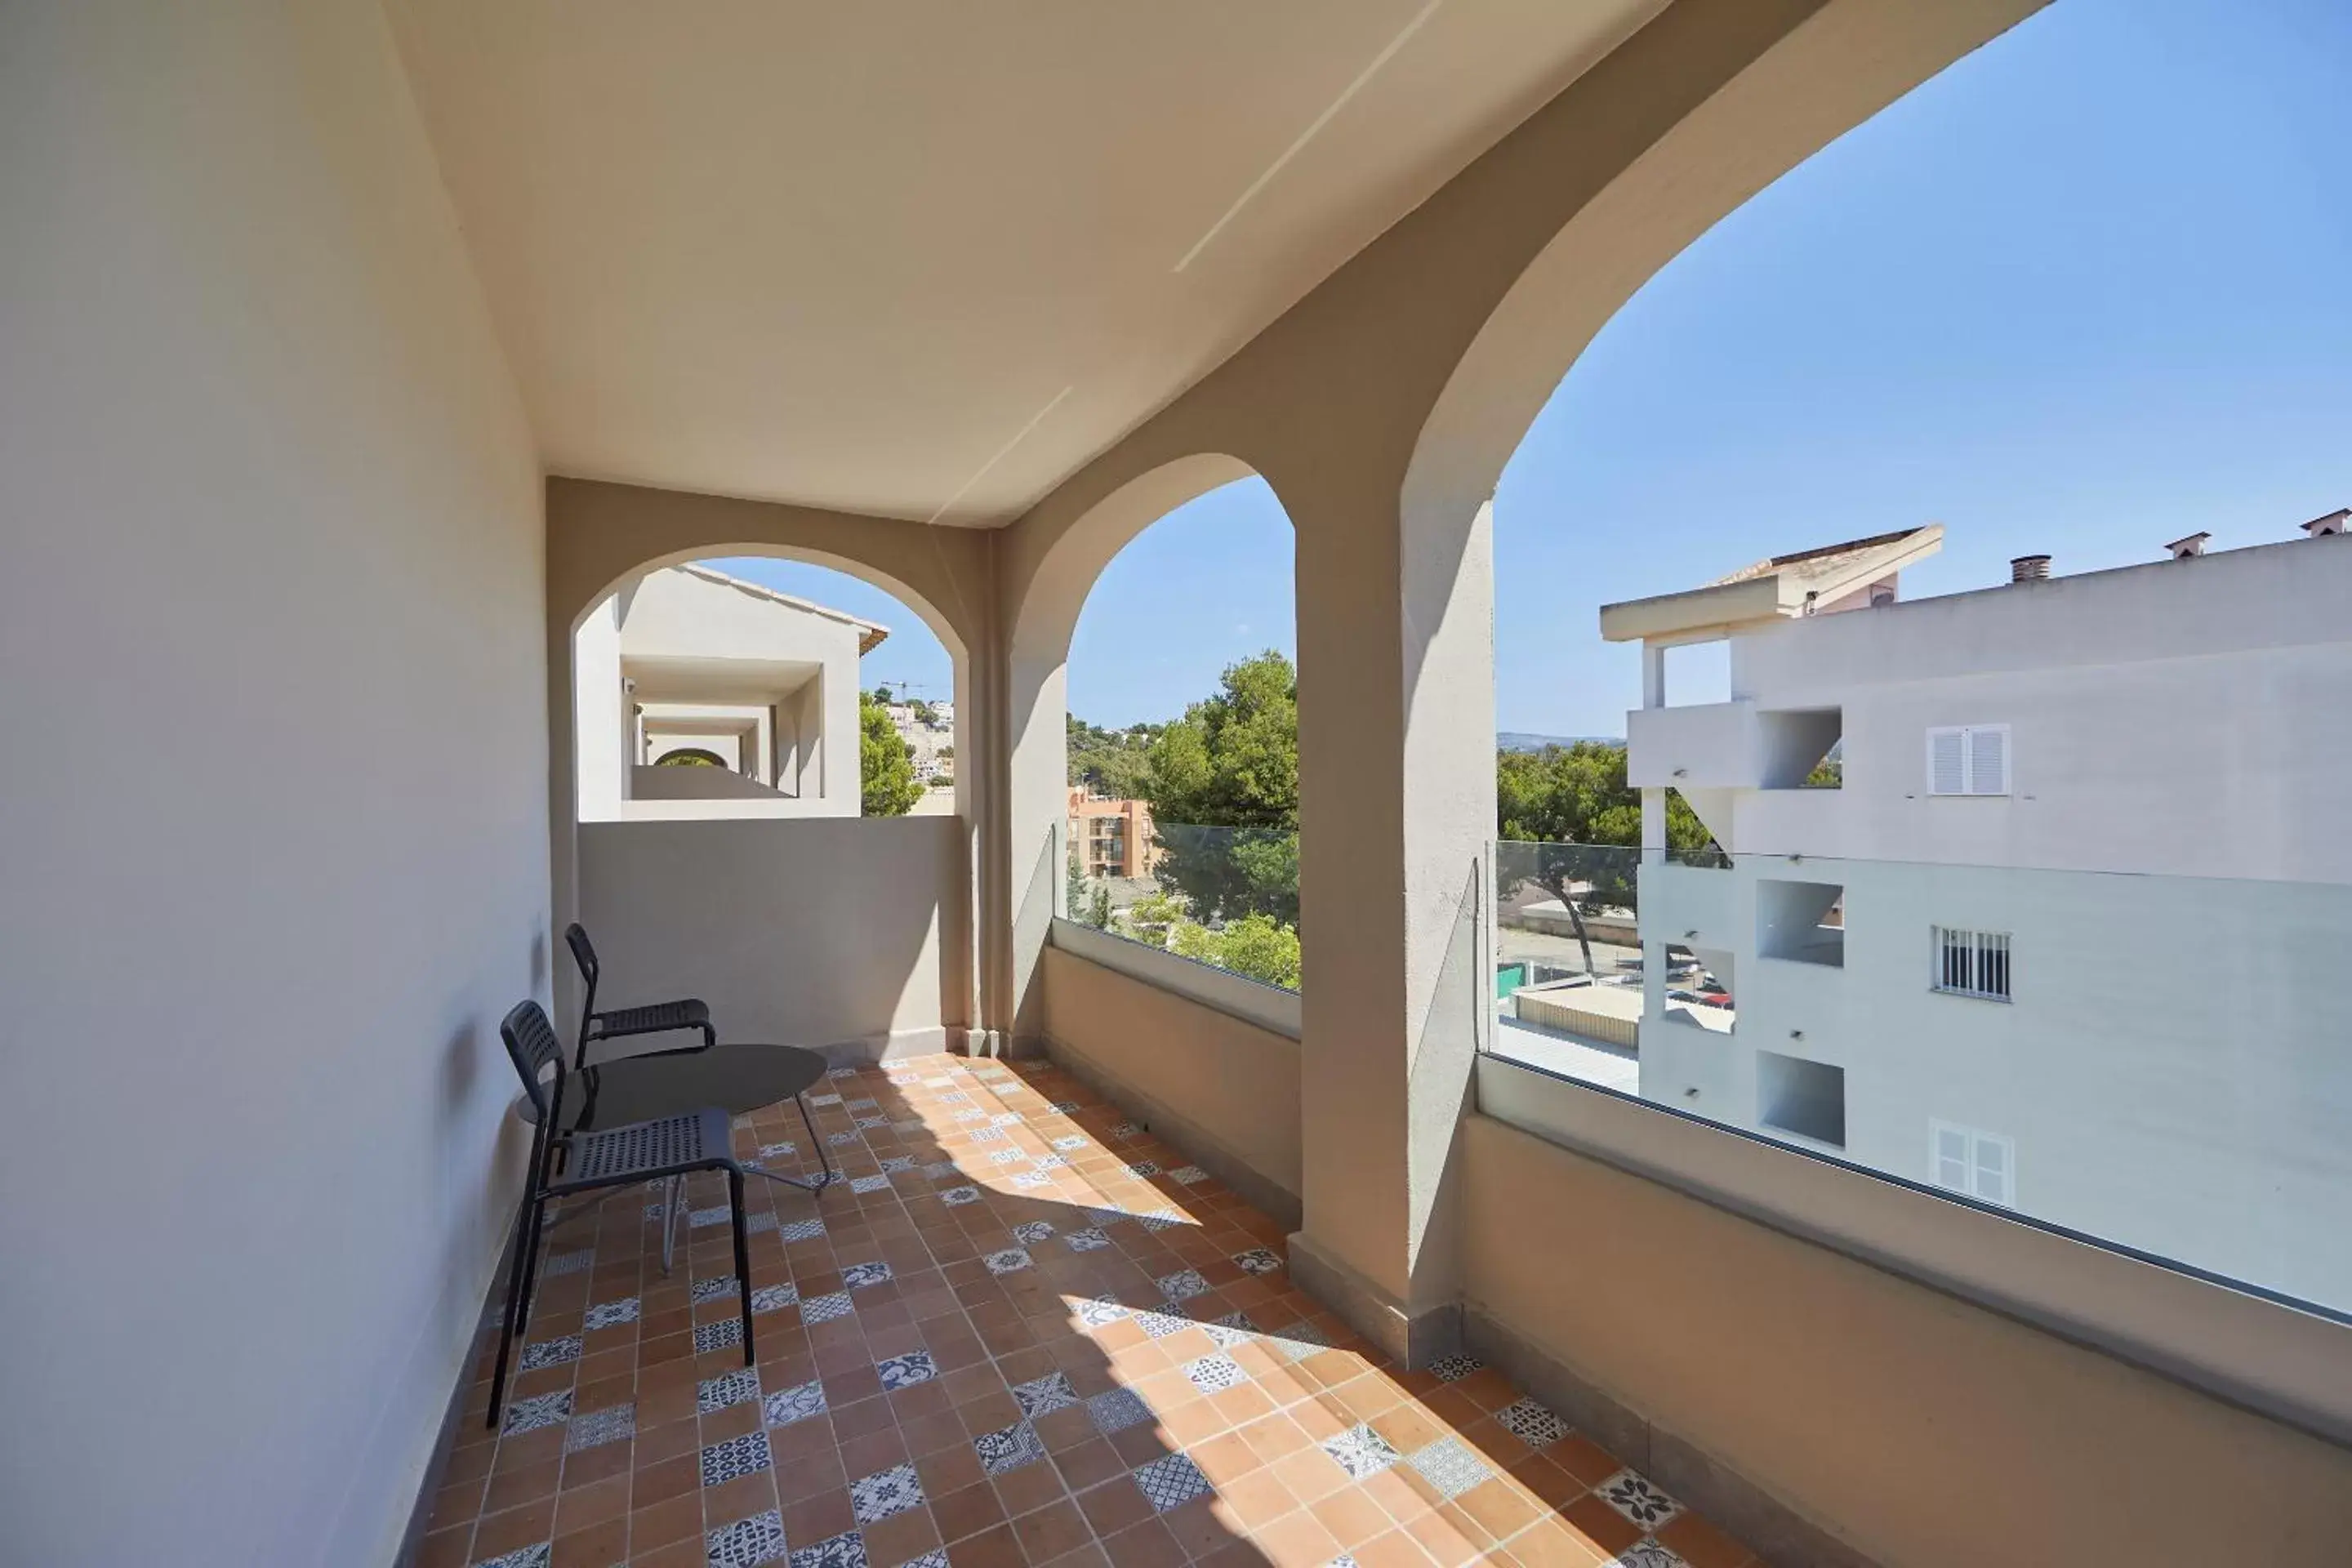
top-left (487, 999), bottom-right (753, 1427)
top-left (566, 921), bottom-right (715, 1071)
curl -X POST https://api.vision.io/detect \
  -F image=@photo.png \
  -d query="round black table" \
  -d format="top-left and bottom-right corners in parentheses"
top-left (522, 1042), bottom-right (836, 1194)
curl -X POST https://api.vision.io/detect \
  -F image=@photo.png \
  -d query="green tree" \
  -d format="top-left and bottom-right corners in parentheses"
top-left (1167, 913), bottom-right (1301, 990)
top-left (1138, 650), bottom-right (1299, 924)
top-left (1066, 713), bottom-right (1158, 800)
top-left (860, 692), bottom-right (924, 816)
top-left (1494, 741), bottom-right (1717, 973)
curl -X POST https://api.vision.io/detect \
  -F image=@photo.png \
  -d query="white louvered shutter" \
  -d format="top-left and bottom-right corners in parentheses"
top-left (1972, 1134), bottom-right (2011, 1205)
top-left (1927, 728), bottom-right (1967, 795)
top-left (1967, 724), bottom-right (2011, 796)
top-left (1934, 1124), bottom-right (1971, 1191)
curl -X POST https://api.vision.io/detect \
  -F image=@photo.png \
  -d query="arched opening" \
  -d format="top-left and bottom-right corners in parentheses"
top-left (560, 546), bottom-right (975, 1064)
top-left (1058, 475), bottom-right (1302, 993)
top-left (1465, 0), bottom-right (2352, 1323)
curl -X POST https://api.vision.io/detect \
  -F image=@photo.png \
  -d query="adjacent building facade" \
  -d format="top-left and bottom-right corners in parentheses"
top-left (573, 564), bottom-right (887, 817)
top-left (1604, 517), bottom-right (2352, 1311)
top-left (1068, 788), bottom-right (1158, 881)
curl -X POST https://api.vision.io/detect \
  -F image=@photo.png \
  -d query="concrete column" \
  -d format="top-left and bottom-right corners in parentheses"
top-left (1288, 487), bottom-right (1495, 1366)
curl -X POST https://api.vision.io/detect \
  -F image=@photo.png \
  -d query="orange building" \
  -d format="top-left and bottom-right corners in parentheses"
top-left (1067, 787), bottom-right (1157, 880)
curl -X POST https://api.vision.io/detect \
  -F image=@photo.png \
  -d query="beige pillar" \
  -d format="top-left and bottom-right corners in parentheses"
top-left (1288, 481), bottom-right (1496, 1365)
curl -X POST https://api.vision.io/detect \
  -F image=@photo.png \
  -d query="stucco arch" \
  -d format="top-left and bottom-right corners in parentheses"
top-left (1405, 0), bottom-right (2046, 536)
top-left (997, 452), bottom-right (1288, 1040)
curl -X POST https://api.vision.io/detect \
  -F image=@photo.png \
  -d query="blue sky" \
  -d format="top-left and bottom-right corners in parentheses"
top-left (722, 0), bottom-right (2350, 736)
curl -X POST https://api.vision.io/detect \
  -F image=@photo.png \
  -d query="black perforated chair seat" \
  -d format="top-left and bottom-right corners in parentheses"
top-left (549, 1106), bottom-right (735, 1195)
top-left (590, 997), bottom-right (711, 1040)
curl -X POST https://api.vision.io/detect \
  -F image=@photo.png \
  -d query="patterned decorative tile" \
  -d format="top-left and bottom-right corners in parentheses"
top-left (799, 1291), bottom-right (853, 1325)
top-left (1230, 1248), bottom-right (1283, 1276)
top-left (1169, 1165), bottom-right (1209, 1185)
top-left (1424, 1354), bottom-right (1483, 1383)
top-left (987, 1149), bottom-right (1025, 1166)
top-left (940, 1187), bottom-right (981, 1207)
top-left (1137, 1211), bottom-right (1186, 1232)
top-left (1406, 1437), bottom-right (1492, 1500)
top-left (1084, 1206), bottom-right (1127, 1227)
top-left (969, 1126), bottom-right (1005, 1144)
top-left (875, 1350), bottom-right (938, 1391)
top-left (705, 1510), bottom-right (789, 1568)
top-left (842, 1260), bottom-right (894, 1289)
top-left (808, 1093), bottom-right (845, 1105)
top-left (1609, 1545), bottom-right (1690, 1568)
top-left (1183, 1354), bottom-right (1246, 1394)
top-left (854, 1116), bottom-right (888, 1131)
top-left (1072, 1298), bottom-right (1129, 1329)
top-left (1063, 1227), bottom-right (1110, 1253)
top-left (583, 1297), bottom-right (640, 1330)
top-left (1320, 1423), bottom-right (1402, 1481)
top-left (1495, 1396), bottom-right (1570, 1449)
top-left (973, 1419), bottom-right (1047, 1475)
top-left (1051, 1135), bottom-right (1089, 1151)
top-left (1135, 1310), bottom-right (1194, 1340)
top-left (1126, 1160), bottom-right (1161, 1178)
top-left (778, 1217), bottom-right (826, 1242)
top-left (991, 1112), bottom-right (1023, 1125)
top-left (878, 1156), bottom-right (915, 1173)
top-left (759, 1142), bottom-right (799, 1160)
top-left (788, 1530), bottom-right (868, 1568)
top-left (827, 1131), bottom-right (861, 1147)
top-left (564, 1402), bottom-right (635, 1452)
top-left (921, 1161), bottom-right (960, 1180)
top-left (700, 1367), bottom-right (762, 1413)
top-left (1597, 1470), bottom-right (1683, 1530)
top-left (849, 1174), bottom-right (893, 1194)
top-left (982, 1248), bottom-right (1032, 1276)
top-left (1009, 1171), bottom-right (1052, 1191)
top-left (518, 1335), bottom-right (581, 1371)
top-left (693, 1275), bottom-right (741, 1307)
top-left (1156, 1269), bottom-right (1209, 1303)
top-left (1108, 1121), bottom-right (1143, 1140)
top-left (849, 1461), bottom-right (924, 1524)
top-left (744, 1211), bottom-right (779, 1235)
top-left (474, 1545), bottom-right (551, 1568)
top-left (1087, 1386), bottom-right (1153, 1435)
top-left (541, 1250), bottom-right (595, 1278)
top-left (1050, 1101), bottom-right (1080, 1113)
top-left (1011, 1372), bottom-right (1080, 1419)
top-left (693, 1318), bottom-right (743, 1354)
top-left (763, 1379), bottom-right (827, 1428)
top-left (691, 1205), bottom-right (734, 1229)
top-left (701, 1429), bottom-right (773, 1486)
top-left (847, 1097), bottom-right (880, 1111)
top-left (1203, 1312), bottom-right (1258, 1349)
top-left (1132, 1451), bottom-right (1211, 1513)
top-left (751, 1283), bottom-right (800, 1315)
top-left (1010, 1220), bottom-right (1054, 1245)
top-left (501, 1389), bottom-right (572, 1437)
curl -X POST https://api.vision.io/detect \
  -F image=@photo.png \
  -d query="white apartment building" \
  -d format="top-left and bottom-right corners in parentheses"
top-left (1602, 514), bottom-right (2352, 1312)
top-left (573, 564), bottom-right (887, 817)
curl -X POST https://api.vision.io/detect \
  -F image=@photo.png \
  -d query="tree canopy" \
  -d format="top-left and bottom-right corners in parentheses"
top-left (860, 691), bottom-right (923, 816)
top-left (1134, 651), bottom-right (1299, 924)
top-left (1066, 714), bottom-right (1160, 800)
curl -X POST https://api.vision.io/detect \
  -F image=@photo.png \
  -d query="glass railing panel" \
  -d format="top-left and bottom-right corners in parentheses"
top-left (1066, 822), bottom-right (1300, 991)
top-left (1486, 847), bottom-right (2352, 1318)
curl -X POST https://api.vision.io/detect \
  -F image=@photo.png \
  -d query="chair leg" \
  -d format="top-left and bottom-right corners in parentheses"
top-left (797, 1094), bottom-right (835, 1190)
top-left (728, 1168), bottom-right (755, 1366)
top-left (486, 1193), bottom-right (538, 1428)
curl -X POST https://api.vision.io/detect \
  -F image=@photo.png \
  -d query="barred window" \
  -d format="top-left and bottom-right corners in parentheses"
top-left (1932, 925), bottom-right (2011, 1000)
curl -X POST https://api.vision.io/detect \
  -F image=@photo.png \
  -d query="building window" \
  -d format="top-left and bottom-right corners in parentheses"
top-left (1757, 1050), bottom-right (1846, 1148)
top-left (1931, 1120), bottom-right (2015, 1208)
top-left (1925, 724), bottom-right (2010, 796)
top-left (1931, 925), bottom-right (2011, 1000)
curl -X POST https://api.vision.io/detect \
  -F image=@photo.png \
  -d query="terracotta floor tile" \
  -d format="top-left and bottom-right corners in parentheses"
top-left (412, 1058), bottom-right (1757, 1568)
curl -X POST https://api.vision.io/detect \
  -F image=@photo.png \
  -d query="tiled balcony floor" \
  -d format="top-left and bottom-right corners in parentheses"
top-left (420, 1054), bottom-right (1758, 1568)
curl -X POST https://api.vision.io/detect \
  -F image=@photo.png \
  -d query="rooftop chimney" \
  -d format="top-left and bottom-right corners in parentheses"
top-left (2301, 509), bottom-right (2349, 538)
top-left (2165, 532), bottom-right (2211, 560)
top-left (2010, 555), bottom-right (2051, 583)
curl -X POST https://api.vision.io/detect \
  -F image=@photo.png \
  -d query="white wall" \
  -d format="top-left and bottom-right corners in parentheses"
top-left (1729, 539), bottom-right (2352, 881)
top-left (577, 817), bottom-right (968, 1055)
top-left (0, 6), bottom-right (544, 1566)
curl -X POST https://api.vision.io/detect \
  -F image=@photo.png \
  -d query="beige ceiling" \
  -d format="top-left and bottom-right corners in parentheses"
top-left (385, 0), bottom-right (1664, 525)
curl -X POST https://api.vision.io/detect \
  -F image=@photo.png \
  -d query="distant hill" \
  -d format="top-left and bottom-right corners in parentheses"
top-left (1498, 732), bottom-right (1622, 753)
